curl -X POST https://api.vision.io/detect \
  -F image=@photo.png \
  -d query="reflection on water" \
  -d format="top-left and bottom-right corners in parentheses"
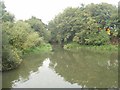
top-left (2, 53), bottom-right (47, 88)
top-left (12, 58), bottom-right (81, 88)
top-left (2, 46), bottom-right (118, 88)
top-left (49, 47), bottom-right (118, 88)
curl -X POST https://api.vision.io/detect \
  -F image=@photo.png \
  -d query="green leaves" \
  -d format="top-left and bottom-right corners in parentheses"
top-left (26, 16), bottom-right (49, 42)
top-left (48, 3), bottom-right (118, 45)
top-left (2, 45), bottom-right (22, 71)
top-left (84, 30), bottom-right (110, 45)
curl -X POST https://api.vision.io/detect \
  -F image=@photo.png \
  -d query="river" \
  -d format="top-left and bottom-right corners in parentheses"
top-left (2, 46), bottom-right (118, 88)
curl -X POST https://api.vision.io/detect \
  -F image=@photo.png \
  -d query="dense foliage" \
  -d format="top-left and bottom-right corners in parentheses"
top-left (48, 3), bottom-right (118, 45)
top-left (1, 1), bottom-right (51, 71)
top-left (26, 17), bottom-right (51, 42)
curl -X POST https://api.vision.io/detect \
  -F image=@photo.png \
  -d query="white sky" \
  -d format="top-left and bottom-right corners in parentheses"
top-left (3, 0), bottom-right (119, 24)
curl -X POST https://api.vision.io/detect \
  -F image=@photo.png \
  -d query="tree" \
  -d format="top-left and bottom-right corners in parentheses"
top-left (26, 16), bottom-right (50, 42)
top-left (48, 3), bottom-right (118, 45)
top-left (0, 1), bottom-right (14, 22)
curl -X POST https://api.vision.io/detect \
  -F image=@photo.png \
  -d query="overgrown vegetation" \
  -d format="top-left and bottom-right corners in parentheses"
top-left (64, 42), bottom-right (118, 53)
top-left (48, 3), bottom-right (118, 46)
top-left (23, 43), bottom-right (52, 54)
top-left (1, 1), bottom-right (52, 71)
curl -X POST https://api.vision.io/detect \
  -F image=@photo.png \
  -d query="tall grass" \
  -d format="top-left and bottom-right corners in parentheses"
top-left (64, 42), bottom-right (118, 53)
top-left (23, 43), bottom-right (52, 54)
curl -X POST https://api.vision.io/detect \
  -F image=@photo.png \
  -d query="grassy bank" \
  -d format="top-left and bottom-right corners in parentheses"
top-left (23, 43), bottom-right (52, 54)
top-left (64, 42), bottom-right (118, 53)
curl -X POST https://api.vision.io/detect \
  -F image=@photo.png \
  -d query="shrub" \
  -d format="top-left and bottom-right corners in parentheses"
top-left (2, 46), bottom-right (22, 71)
top-left (84, 30), bottom-right (110, 45)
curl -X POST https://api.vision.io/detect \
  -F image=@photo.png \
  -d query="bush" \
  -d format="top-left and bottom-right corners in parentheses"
top-left (84, 30), bottom-right (110, 45)
top-left (2, 46), bottom-right (22, 71)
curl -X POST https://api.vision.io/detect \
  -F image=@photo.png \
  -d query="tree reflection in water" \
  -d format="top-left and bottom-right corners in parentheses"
top-left (49, 47), bottom-right (118, 88)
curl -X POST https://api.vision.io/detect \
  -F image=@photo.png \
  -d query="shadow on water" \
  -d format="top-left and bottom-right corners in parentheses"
top-left (2, 45), bottom-right (118, 88)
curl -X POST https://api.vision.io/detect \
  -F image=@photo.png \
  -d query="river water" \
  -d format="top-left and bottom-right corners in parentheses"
top-left (2, 46), bottom-right (118, 88)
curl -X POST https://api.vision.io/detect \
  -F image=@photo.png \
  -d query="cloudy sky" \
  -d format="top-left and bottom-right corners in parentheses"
top-left (3, 0), bottom-right (119, 24)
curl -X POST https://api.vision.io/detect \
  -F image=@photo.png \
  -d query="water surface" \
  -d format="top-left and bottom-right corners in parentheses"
top-left (2, 46), bottom-right (118, 88)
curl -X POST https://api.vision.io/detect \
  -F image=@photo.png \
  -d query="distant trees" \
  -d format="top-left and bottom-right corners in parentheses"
top-left (26, 16), bottom-right (51, 42)
top-left (48, 3), bottom-right (118, 45)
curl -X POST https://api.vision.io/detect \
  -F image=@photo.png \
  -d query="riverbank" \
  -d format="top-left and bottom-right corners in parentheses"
top-left (64, 42), bottom-right (118, 53)
top-left (23, 43), bottom-right (52, 54)
top-left (2, 43), bottom-right (52, 72)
